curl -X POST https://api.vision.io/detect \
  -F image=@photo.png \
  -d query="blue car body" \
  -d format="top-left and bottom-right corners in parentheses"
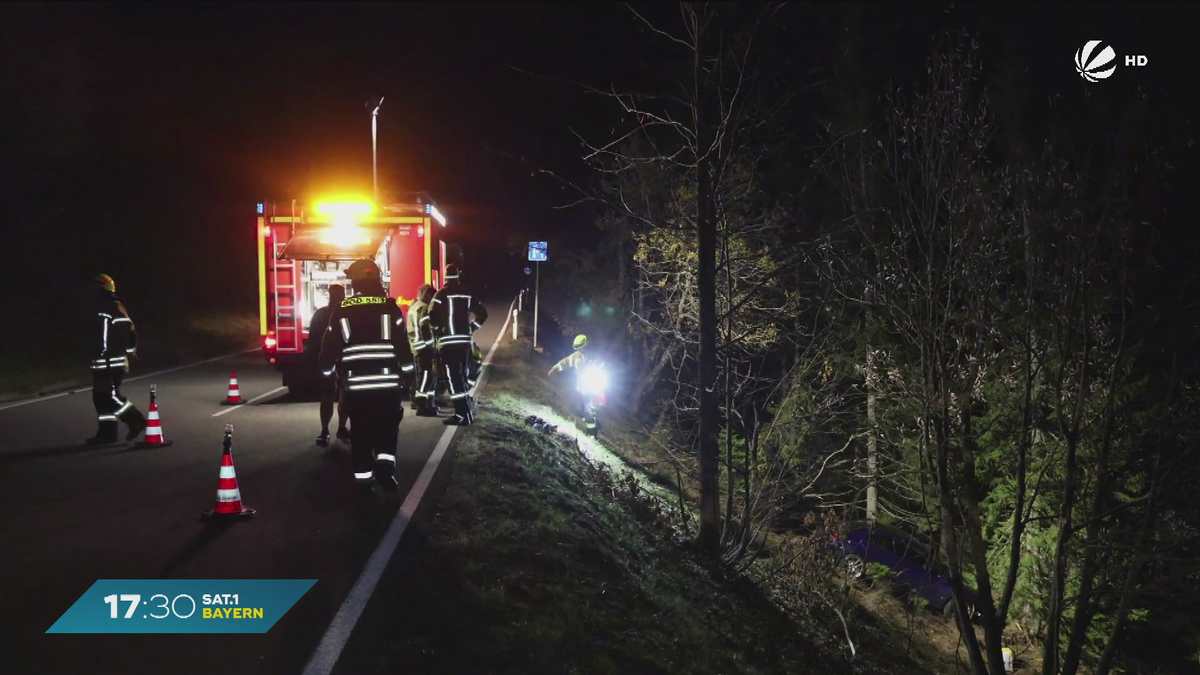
top-left (834, 525), bottom-right (981, 617)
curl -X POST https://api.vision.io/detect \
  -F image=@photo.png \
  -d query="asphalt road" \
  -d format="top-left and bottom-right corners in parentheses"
top-left (0, 301), bottom-right (508, 675)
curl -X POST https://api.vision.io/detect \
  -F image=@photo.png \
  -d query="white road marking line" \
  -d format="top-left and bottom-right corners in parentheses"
top-left (302, 296), bottom-right (516, 675)
top-left (211, 386), bottom-right (288, 417)
top-left (0, 349), bottom-right (258, 412)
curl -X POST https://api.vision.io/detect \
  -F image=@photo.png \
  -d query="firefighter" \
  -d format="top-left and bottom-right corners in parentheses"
top-left (319, 259), bottom-right (415, 492)
top-left (310, 284), bottom-right (350, 446)
top-left (86, 274), bottom-right (147, 445)
top-left (428, 263), bottom-right (488, 425)
top-left (547, 334), bottom-right (600, 434)
top-left (407, 283), bottom-right (439, 416)
top-left (547, 334), bottom-right (591, 377)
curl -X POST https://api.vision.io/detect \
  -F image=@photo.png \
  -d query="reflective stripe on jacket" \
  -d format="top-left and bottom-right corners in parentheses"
top-left (406, 299), bottom-right (435, 352)
top-left (429, 280), bottom-right (488, 348)
top-left (318, 293), bottom-right (415, 393)
top-left (92, 295), bottom-right (136, 371)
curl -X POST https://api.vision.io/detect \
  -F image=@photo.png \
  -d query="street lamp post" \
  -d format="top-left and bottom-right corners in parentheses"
top-left (371, 97), bottom-right (385, 201)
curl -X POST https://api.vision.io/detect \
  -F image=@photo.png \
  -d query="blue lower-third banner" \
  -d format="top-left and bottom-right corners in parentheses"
top-left (46, 579), bottom-right (317, 633)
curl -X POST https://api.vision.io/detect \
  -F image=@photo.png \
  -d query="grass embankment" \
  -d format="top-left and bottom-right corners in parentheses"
top-left (0, 311), bottom-right (259, 402)
top-left (338, 332), bottom-right (957, 675)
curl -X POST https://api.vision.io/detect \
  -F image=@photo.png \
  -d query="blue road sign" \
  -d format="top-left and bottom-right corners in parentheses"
top-left (528, 241), bottom-right (547, 262)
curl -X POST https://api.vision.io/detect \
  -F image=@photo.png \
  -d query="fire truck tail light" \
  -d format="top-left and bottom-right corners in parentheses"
top-left (263, 334), bottom-right (278, 351)
top-left (262, 226), bottom-right (271, 237)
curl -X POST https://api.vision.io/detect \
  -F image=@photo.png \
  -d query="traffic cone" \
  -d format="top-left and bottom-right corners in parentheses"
top-left (132, 384), bottom-right (174, 449)
top-left (222, 371), bottom-right (243, 405)
top-left (202, 424), bottom-right (255, 520)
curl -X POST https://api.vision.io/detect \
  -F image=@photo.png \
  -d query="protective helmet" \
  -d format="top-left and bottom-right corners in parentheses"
top-left (345, 259), bottom-right (381, 281)
top-left (94, 273), bottom-right (116, 293)
top-left (444, 263), bottom-right (460, 280)
top-left (573, 334), bottom-right (588, 350)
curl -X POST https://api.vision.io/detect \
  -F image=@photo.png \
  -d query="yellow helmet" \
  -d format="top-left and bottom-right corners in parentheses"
top-left (94, 274), bottom-right (116, 293)
top-left (573, 334), bottom-right (588, 350)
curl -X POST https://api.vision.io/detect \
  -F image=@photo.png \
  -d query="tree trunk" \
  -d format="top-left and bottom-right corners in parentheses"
top-left (866, 343), bottom-right (878, 524)
top-left (934, 409), bottom-right (989, 675)
top-left (1045, 300), bottom-right (1091, 675)
top-left (695, 11), bottom-right (721, 551)
top-left (723, 228), bottom-right (734, 541)
top-left (1000, 211), bottom-right (1035, 623)
top-left (636, 342), bottom-right (680, 407)
top-left (961, 400), bottom-right (1007, 675)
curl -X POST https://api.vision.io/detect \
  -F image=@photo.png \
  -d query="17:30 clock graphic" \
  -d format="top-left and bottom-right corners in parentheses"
top-left (48, 580), bottom-right (315, 634)
top-left (104, 593), bottom-right (200, 620)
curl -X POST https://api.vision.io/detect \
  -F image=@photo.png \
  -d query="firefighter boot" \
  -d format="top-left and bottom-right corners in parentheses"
top-left (443, 399), bottom-right (474, 426)
top-left (85, 420), bottom-right (120, 446)
top-left (122, 406), bottom-right (148, 441)
top-left (374, 461), bottom-right (399, 493)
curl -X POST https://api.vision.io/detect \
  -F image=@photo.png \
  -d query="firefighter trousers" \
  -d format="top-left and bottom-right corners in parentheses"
top-left (467, 347), bottom-right (482, 389)
top-left (91, 369), bottom-right (144, 441)
top-left (440, 343), bottom-right (473, 421)
top-left (412, 348), bottom-right (438, 408)
top-left (346, 391), bottom-right (402, 484)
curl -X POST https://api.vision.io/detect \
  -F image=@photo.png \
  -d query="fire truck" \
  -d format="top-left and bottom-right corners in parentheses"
top-left (257, 192), bottom-right (454, 393)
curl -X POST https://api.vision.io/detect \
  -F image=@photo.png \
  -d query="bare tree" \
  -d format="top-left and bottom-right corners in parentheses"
top-left (574, 2), bottom-right (782, 553)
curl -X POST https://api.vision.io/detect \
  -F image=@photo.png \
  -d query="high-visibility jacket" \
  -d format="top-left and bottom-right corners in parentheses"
top-left (406, 298), bottom-right (435, 352)
top-left (318, 293), bottom-right (415, 393)
top-left (92, 294), bottom-right (137, 373)
top-left (550, 349), bottom-right (589, 375)
top-left (429, 280), bottom-right (487, 348)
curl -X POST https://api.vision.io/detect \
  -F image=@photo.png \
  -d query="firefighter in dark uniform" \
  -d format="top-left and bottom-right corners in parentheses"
top-left (407, 283), bottom-right (439, 416)
top-left (319, 259), bottom-right (415, 492)
top-left (86, 274), bottom-right (147, 445)
top-left (428, 263), bottom-right (487, 425)
top-left (310, 284), bottom-right (350, 446)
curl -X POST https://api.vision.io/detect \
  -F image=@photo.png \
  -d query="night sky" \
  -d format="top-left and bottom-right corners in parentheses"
top-left (1, 2), bottom-right (1196, 318)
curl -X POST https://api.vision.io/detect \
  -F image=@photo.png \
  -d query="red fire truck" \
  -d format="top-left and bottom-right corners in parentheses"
top-left (257, 192), bottom-right (454, 392)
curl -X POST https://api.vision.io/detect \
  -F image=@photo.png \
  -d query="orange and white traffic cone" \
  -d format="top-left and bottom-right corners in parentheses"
top-left (222, 371), bottom-right (243, 405)
top-left (202, 424), bottom-right (255, 520)
top-left (133, 384), bottom-right (174, 449)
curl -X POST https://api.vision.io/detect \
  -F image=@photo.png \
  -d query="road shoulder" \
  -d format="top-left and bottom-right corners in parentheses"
top-left (329, 339), bottom-right (844, 675)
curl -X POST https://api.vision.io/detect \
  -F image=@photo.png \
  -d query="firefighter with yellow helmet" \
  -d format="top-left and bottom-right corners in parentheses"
top-left (548, 334), bottom-right (606, 436)
top-left (319, 259), bottom-right (415, 493)
top-left (86, 274), bottom-right (147, 445)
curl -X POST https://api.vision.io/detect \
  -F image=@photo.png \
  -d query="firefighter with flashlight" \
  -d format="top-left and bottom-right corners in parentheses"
top-left (319, 259), bottom-right (415, 493)
top-left (429, 263), bottom-right (488, 425)
top-left (548, 334), bottom-right (607, 437)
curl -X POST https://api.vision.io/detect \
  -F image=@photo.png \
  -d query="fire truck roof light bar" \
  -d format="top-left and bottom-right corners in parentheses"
top-left (425, 203), bottom-right (447, 227)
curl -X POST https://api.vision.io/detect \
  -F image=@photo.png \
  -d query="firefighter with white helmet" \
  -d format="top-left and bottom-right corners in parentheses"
top-left (86, 274), bottom-right (148, 445)
top-left (319, 259), bottom-right (415, 492)
top-left (428, 263), bottom-right (488, 425)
